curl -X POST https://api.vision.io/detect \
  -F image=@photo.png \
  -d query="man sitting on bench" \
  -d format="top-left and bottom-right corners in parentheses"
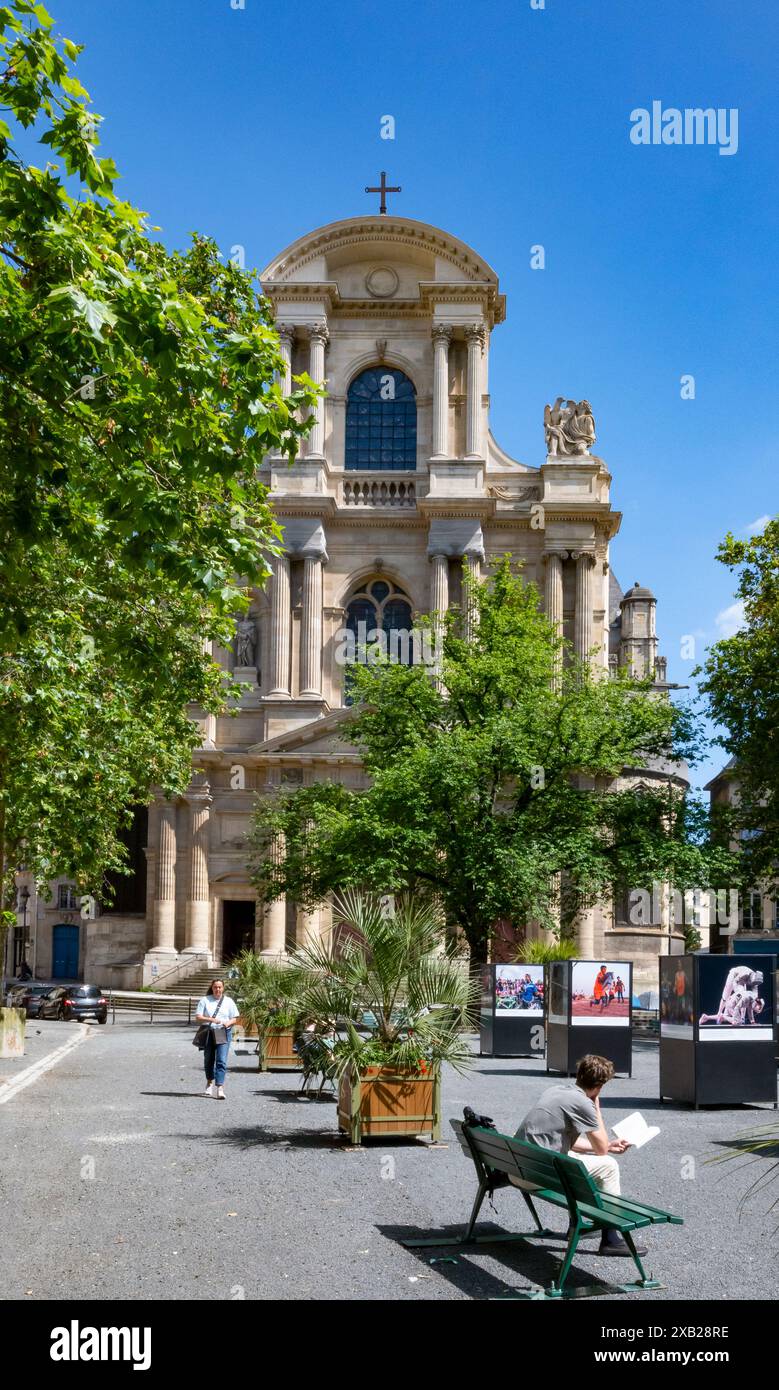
top-left (514, 1053), bottom-right (646, 1258)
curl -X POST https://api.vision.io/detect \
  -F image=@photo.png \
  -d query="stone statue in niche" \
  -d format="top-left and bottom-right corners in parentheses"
top-left (235, 616), bottom-right (257, 668)
top-left (544, 397), bottom-right (596, 457)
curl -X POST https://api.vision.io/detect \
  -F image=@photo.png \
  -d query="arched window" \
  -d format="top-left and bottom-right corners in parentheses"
top-left (345, 367), bottom-right (417, 471)
top-left (343, 580), bottom-right (417, 689)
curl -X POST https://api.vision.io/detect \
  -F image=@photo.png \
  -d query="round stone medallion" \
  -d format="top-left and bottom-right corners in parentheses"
top-left (365, 265), bottom-right (399, 298)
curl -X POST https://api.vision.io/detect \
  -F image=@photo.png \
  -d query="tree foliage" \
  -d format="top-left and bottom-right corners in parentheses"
top-left (0, 1), bottom-right (318, 929)
top-left (698, 518), bottom-right (779, 889)
top-left (251, 561), bottom-right (731, 962)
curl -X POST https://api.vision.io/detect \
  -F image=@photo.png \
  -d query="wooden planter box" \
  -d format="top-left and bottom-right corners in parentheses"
top-left (338, 1065), bottom-right (441, 1143)
top-left (258, 1026), bottom-right (300, 1072)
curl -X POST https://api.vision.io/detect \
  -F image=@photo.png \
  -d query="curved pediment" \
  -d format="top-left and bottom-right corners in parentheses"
top-left (261, 217), bottom-right (504, 322)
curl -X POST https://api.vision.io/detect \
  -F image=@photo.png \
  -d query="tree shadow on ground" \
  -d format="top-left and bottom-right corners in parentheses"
top-left (709, 1134), bottom-right (779, 1159)
top-left (472, 1067), bottom-right (546, 1078)
top-left (377, 1223), bottom-right (638, 1302)
top-left (251, 1088), bottom-right (336, 1104)
top-left (171, 1125), bottom-right (344, 1151)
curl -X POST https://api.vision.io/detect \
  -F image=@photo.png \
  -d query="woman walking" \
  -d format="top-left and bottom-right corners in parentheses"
top-left (195, 979), bottom-right (240, 1099)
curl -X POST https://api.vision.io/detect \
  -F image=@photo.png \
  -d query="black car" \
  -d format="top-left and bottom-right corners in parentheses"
top-left (40, 984), bottom-right (108, 1024)
top-left (16, 984), bottom-right (57, 1018)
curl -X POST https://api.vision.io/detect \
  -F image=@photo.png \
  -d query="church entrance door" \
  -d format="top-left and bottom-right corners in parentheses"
top-left (222, 900), bottom-right (256, 961)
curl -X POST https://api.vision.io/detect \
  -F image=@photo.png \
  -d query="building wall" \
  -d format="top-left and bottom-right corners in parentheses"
top-left (13, 216), bottom-right (679, 990)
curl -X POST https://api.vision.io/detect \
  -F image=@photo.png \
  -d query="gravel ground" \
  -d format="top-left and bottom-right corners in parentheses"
top-left (0, 1020), bottom-right (776, 1302)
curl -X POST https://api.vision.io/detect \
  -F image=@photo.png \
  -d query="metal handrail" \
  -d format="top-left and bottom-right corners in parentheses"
top-left (108, 989), bottom-right (194, 1025)
top-left (144, 952), bottom-right (210, 991)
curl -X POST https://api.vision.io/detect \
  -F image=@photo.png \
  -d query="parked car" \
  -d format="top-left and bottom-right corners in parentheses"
top-left (16, 984), bottom-right (57, 1017)
top-left (39, 984), bottom-right (108, 1024)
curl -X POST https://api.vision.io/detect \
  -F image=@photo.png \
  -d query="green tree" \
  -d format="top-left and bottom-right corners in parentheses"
top-left (698, 518), bottom-right (779, 890)
top-left (251, 560), bottom-right (732, 963)
top-left (0, 1), bottom-right (317, 967)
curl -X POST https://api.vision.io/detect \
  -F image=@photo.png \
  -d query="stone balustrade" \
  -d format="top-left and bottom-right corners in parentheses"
top-left (342, 477), bottom-right (416, 508)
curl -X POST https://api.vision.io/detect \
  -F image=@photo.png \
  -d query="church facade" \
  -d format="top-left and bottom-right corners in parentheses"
top-left (17, 214), bottom-right (687, 993)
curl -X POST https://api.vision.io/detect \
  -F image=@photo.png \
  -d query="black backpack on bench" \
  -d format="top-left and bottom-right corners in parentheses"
top-left (462, 1106), bottom-right (512, 1194)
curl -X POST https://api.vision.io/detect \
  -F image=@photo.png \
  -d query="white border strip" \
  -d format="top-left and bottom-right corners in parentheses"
top-left (571, 1016), bottom-right (629, 1028)
top-left (698, 1028), bottom-right (774, 1043)
top-left (0, 1024), bottom-right (91, 1104)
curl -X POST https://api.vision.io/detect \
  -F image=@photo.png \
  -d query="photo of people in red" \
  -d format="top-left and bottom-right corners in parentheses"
top-left (571, 962), bottom-right (631, 1022)
top-left (659, 957), bottom-right (694, 1029)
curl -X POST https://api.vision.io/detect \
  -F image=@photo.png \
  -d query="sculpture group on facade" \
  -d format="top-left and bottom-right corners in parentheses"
top-left (544, 397), bottom-right (596, 457)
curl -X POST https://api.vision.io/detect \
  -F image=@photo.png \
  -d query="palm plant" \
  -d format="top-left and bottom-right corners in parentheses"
top-left (230, 951), bottom-right (305, 1067)
top-left (514, 938), bottom-right (579, 964)
top-left (291, 891), bottom-right (479, 1080)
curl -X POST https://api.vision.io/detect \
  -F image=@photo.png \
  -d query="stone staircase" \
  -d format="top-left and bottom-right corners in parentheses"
top-left (149, 967), bottom-right (225, 999)
top-left (106, 963), bottom-right (230, 1018)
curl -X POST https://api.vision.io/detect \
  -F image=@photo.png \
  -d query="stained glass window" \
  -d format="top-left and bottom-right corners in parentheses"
top-left (343, 579), bottom-right (416, 702)
top-left (345, 367), bottom-right (417, 471)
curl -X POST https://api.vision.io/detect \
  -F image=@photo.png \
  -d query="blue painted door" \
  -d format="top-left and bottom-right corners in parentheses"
top-left (52, 924), bottom-right (80, 979)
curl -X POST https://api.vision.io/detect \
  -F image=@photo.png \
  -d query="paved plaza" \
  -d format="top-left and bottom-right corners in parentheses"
top-left (1, 1019), bottom-right (775, 1301)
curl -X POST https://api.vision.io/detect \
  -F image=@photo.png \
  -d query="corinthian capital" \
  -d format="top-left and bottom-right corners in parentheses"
top-left (307, 320), bottom-right (330, 346)
top-left (465, 323), bottom-right (486, 349)
top-left (431, 323), bottom-right (453, 345)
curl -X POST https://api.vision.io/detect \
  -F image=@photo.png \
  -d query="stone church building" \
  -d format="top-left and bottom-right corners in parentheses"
top-left (17, 212), bottom-right (686, 992)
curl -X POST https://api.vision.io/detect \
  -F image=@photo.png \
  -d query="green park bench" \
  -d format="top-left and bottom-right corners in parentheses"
top-left (404, 1118), bottom-right (683, 1299)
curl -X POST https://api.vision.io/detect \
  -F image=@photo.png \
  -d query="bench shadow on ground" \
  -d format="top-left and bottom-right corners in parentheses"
top-left (378, 1222), bottom-right (633, 1301)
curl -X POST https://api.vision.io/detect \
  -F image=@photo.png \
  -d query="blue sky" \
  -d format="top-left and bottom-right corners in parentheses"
top-left (41, 0), bottom-right (778, 789)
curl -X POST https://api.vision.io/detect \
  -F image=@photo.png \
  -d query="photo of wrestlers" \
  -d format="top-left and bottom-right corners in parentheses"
top-left (571, 961), bottom-right (631, 1021)
top-left (660, 956), bottom-right (694, 1029)
top-left (495, 964), bottom-right (544, 1016)
top-left (698, 960), bottom-right (772, 1029)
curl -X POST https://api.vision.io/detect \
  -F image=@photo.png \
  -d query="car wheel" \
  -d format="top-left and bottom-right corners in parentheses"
top-left (98, 1016), bottom-right (107, 1025)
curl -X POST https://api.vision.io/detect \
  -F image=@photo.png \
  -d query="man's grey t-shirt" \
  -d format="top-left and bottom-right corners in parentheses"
top-left (515, 1084), bottom-right (598, 1154)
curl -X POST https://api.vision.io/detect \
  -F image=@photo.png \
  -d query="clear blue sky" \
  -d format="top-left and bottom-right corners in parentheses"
top-left (43, 0), bottom-right (778, 789)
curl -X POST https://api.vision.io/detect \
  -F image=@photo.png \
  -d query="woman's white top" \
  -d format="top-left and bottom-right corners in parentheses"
top-left (196, 994), bottom-right (239, 1025)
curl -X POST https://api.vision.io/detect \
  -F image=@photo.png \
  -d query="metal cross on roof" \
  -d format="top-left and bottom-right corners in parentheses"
top-left (364, 171), bottom-right (401, 215)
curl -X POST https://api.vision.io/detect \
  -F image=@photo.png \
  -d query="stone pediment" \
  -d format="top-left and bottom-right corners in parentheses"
top-left (261, 217), bottom-right (506, 326)
top-left (248, 707), bottom-right (360, 760)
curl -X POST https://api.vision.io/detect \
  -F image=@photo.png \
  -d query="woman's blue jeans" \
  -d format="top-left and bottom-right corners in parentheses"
top-left (203, 1030), bottom-right (231, 1086)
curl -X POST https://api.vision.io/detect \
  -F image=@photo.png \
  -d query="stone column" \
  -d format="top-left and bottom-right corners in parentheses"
top-left (463, 547), bottom-right (483, 641)
top-left (267, 552), bottom-right (291, 696)
top-left (429, 551), bottom-right (449, 684)
top-left (308, 322), bottom-right (329, 457)
top-left (261, 832), bottom-right (287, 956)
top-left (296, 905), bottom-right (321, 949)
top-left (277, 324), bottom-right (294, 396)
top-left (299, 554), bottom-right (324, 696)
top-left (184, 787), bottom-right (212, 953)
top-left (573, 551), bottom-right (596, 666)
top-left (152, 800), bottom-right (178, 952)
top-left (431, 325), bottom-right (452, 458)
top-left (465, 325), bottom-right (485, 458)
top-left (543, 551), bottom-right (565, 686)
top-left (576, 907), bottom-right (596, 958)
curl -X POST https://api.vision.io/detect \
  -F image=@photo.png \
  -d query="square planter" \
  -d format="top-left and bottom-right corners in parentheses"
top-left (0, 1007), bottom-right (25, 1058)
top-left (338, 1064), bottom-right (441, 1143)
top-left (258, 1026), bottom-right (301, 1072)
